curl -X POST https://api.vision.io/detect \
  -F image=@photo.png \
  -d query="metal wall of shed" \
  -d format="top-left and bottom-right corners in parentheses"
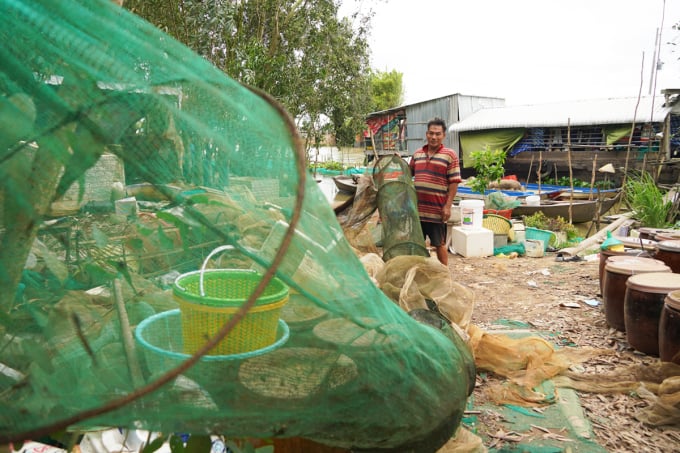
top-left (405, 96), bottom-right (454, 154)
top-left (404, 94), bottom-right (505, 156)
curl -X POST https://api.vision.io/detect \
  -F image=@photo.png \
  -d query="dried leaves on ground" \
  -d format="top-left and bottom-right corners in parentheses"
top-left (450, 253), bottom-right (680, 452)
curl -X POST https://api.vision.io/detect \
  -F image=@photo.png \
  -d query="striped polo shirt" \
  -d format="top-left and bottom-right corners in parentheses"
top-left (409, 145), bottom-right (462, 223)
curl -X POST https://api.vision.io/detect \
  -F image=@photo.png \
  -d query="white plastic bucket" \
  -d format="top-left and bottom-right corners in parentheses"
top-left (526, 195), bottom-right (540, 206)
top-left (525, 239), bottom-right (544, 257)
top-left (460, 199), bottom-right (484, 230)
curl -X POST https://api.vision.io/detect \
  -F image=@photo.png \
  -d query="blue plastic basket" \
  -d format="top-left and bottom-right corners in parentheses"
top-left (525, 227), bottom-right (555, 251)
top-left (135, 309), bottom-right (289, 385)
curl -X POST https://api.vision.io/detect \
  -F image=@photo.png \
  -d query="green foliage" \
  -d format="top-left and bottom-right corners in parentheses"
top-left (468, 147), bottom-right (506, 195)
top-left (370, 69), bottom-right (404, 111)
top-left (624, 171), bottom-right (674, 227)
top-left (313, 160), bottom-right (345, 171)
top-left (523, 212), bottom-right (577, 237)
top-left (523, 212), bottom-right (579, 248)
top-left (543, 176), bottom-right (615, 190)
top-left (126, 0), bottom-right (374, 151)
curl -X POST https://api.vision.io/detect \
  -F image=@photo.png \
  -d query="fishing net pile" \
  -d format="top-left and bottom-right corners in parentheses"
top-left (373, 155), bottom-right (430, 261)
top-left (0, 1), bottom-right (476, 450)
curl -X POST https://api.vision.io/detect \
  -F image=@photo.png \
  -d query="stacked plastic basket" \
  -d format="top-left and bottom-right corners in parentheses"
top-left (135, 245), bottom-right (290, 382)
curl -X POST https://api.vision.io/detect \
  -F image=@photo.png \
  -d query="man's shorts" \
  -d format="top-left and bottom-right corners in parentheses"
top-left (421, 221), bottom-right (446, 247)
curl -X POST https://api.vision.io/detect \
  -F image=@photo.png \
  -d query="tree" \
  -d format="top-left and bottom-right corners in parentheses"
top-left (370, 69), bottom-right (404, 112)
top-left (124, 0), bottom-right (374, 152)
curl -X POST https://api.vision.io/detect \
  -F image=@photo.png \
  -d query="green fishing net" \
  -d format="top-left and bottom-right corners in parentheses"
top-left (0, 1), bottom-right (474, 450)
top-left (373, 155), bottom-right (429, 261)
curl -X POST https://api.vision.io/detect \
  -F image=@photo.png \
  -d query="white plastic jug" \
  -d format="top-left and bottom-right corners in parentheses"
top-left (526, 195), bottom-right (540, 206)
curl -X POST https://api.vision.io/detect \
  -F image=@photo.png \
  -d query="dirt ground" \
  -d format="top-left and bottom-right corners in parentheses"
top-left (448, 250), bottom-right (680, 452)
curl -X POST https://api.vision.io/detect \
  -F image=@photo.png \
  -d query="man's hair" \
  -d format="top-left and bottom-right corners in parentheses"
top-left (427, 117), bottom-right (446, 131)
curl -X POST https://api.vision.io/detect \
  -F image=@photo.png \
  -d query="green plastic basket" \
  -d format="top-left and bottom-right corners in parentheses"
top-left (525, 227), bottom-right (555, 251)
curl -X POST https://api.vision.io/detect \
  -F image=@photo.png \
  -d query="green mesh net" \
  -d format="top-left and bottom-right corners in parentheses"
top-left (373, 155), bottom-right (429, 261)
top-left (0, 1), bottom-right (474, 450)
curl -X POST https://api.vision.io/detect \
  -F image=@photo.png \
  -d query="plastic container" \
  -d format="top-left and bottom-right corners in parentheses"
top-left (512, 221), bottom-right (526, 243)
top-left (598, 249), bottom-right (652, 294)
top-left (526, 195), bottom-right (540, 206)
top-left (654, 231), bottom-right (680, 242)
top-left (173, 245), bottom-right (289, 355)
top-left (460, 199), bottom-right (484, 230)
top-left (524, 239), bottom-right (544, 257)
top-left (135, 309), bottom-right (290, 392)
top-left (639, 227), bottom-right (675, 240)
top-left (525, 227), bottom-right (554, 251)
top-left (655, 240), bottom-right (680, 273)
top-left (483, 208), bottom-right (513, 219)
top-left (601, 231), bottom-right (624, 252)
top-left (624, 272), bottom-right (680, 356)
top-left (659, 290), bottom-right (680, 364)
top-left (602, 256), bottom-right (670, 331)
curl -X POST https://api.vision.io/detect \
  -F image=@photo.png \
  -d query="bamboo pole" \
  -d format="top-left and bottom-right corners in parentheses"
top-left (526, 153), bottom-right (535, 186)
top-left (113, 277), bottom-right (144, 388)
top-left (567, 118), bottom-right (573, 223)
top-left (557, 213), bottom-right (634, 257)
top-left (589, 155), bottom-right (597, 201)
top-left (537, 151), bottom-right (542, 194)
top-left (369, 129), bottom-right (379, 163)
top-left (623, 51), bottom-right (645, 190)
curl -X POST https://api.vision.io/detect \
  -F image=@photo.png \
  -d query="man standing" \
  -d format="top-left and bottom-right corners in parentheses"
top-left (409, 118), bottom-right (461, 266)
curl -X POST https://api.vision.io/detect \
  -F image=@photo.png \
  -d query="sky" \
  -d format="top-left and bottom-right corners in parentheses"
top-left (343, 0), bottom-right (680, 106)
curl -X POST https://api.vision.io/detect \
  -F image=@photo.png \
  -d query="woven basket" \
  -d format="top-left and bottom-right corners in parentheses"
top-left (482, 214), bottom-right (512, 235)
top-left (173, 246), bottom-right (289, 355)
top-left (135, 309), bottom-right (289, 384)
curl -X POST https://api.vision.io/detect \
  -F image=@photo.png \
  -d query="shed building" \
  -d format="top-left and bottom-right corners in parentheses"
top-left (364, 93), bottom-right (505, 160)
top-left (448, 91), bottom-right (680, 184)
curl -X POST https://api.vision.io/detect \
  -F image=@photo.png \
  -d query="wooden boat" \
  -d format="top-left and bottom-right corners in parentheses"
top-left (333, 175), bottom-right (358, 194)
top-left (331, 191), bottom-right (354, 213)
top-left (554, 189), bottom-right (620, 201)
top-left (512, 192), bottom-right (621, 223)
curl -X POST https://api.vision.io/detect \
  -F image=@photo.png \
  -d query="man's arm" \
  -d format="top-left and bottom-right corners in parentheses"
top-left (442, 182), bottom-right (458, 222)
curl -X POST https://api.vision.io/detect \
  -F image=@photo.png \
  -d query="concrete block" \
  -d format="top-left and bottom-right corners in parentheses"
top-left (115, 196), bottom-right (138, 216)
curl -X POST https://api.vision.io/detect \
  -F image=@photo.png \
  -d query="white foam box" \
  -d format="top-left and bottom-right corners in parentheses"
top-left (451, 226), bottom-right (494, 257)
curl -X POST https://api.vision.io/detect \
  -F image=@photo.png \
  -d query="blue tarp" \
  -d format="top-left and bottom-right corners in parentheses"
top-left (457, 183), bottom-right (619, 199)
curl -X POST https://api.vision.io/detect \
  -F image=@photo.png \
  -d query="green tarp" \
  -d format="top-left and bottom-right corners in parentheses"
top-left (602, 124), bottom-right (634, 145)
top-left (460, 129), bottom-right (525, 167)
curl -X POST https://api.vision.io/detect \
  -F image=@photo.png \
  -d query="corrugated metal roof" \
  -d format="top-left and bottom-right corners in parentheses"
top-left (449, 96), bottom-right (672, 132)
top-left (365, 92), bottom-right (504, 118)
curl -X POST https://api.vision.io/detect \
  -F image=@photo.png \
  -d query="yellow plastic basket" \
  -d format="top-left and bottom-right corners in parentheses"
top-left (173, 246), bottom-right (289, 355)
top-left (482, 214), bottom-right (512, 235)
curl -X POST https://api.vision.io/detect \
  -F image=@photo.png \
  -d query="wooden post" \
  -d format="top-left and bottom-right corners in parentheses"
top-left (589, 155), bottom-right (597, 201)
top-left (567, 118), bottom-right (573, 224)
top-left (526, 153), bottom-right (535, 186)
top-left (623, 51), bottom-right (645, 189)
top-left (113, 278), bottom-right (144, 388)
top-left (369, 129), bottom-right (379, 162)
top-left (537, 151), bottom-right (542, 195)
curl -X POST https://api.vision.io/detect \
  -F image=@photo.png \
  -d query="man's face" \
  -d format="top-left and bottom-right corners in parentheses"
top-left (426, 125), bottom-right (445, 150)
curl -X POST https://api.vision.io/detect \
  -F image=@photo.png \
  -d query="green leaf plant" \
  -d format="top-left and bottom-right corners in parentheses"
top-left (468, 146), bottom-right (507, 198)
